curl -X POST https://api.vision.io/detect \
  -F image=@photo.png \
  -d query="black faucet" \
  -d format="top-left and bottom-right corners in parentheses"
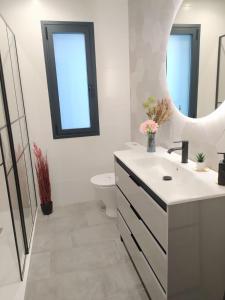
top-left (167, 141), bottom-right (189, 163)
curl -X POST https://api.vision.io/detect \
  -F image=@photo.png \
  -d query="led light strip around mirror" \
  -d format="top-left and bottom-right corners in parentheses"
top-left (167, 0), bottom-right (225, 119)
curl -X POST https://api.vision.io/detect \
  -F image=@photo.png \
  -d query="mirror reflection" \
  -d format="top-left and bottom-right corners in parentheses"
top-left (167, 0), bottom-right (225, 118)
top-left (217, 35), bottom-right (225, 107)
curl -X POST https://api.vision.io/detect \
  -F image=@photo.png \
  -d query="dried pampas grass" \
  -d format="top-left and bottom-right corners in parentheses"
top-left (144, 97), bottom-right (172, 125)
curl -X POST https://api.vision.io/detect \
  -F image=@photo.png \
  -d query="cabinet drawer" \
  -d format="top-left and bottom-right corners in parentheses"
top-left (118, 213), bottom-right (166, 300)
top-left (115, 161), bottom-right (168, 250)
top-left (117, 187), bottom-right (167, 290)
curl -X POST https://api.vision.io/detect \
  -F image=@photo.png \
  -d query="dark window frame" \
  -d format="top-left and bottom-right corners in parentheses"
top-left (41, 21), bottom-right (100, 139)
top-left (215, 34), bottom-right (225, 109)
top-left (169, 24), bottom-right (201, 118)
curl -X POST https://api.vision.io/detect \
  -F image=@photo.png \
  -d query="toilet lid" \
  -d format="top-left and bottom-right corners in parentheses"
top-left (91, 173), bottom-right (115, 187)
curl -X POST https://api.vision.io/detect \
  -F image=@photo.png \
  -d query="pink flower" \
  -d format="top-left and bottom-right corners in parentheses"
top-left (139, 120), bottom-right (159, 135)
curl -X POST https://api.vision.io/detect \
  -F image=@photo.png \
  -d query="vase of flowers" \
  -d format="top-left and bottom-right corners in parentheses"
top-left (140, 120), bottom-right (158, 152)
top-left (147, 133), bottom-right (156, 153)
top-left (140, 97), bottom-right (172, 152)
top-left (33, 143), bottom-right (52, 215)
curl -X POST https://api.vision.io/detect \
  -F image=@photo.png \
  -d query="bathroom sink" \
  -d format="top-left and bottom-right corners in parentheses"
top-left (114, 146), bottom-right (225, 204)
top-left (132, 156), bottom-right (191, 181)
top-left (131, 155), bottom-right (214, 201)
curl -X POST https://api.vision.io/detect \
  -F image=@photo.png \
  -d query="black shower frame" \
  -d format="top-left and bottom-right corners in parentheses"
top-left (0, 133), bottom-right (23, 280)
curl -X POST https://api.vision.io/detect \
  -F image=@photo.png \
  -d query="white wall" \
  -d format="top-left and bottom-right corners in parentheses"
top-left (175, 0), bottom-right (225, 117)
top-left (129, 0), bottom-right (179, 146)
top-left (0, 0), bottom-right (131, 206)
top-left (129, 0), bottom-right (225, 171)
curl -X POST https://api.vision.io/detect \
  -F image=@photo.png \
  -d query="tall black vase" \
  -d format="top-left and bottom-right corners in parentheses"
top-left (41, 201), bottom-right (53, 215)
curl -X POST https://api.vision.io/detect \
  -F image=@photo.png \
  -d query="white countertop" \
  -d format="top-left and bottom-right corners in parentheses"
top-left (114, 145), bottom-right (225, 205)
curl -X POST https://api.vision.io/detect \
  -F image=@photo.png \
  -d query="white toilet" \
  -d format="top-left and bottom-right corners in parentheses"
top-left (90, 173), bottom-right (117, 218)
top-left (90, 143), bottom-right (139, 218)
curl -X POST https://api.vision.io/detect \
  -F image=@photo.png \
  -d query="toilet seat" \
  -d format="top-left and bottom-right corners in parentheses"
top-left (91, 173), bottom-right (115, 187)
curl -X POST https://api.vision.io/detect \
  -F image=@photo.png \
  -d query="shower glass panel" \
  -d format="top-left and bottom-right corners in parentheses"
top-left (0, 86), bottom-right (5, 128)
top-left (7, 26), bottom-right (37, 247)
top-left (7, 27), bottom-right (37, 224)
top-left (7, 28), bottom-right (25, 117)
top-left (0, 15), bottom-right (37, 283)
top-left (0, 165), bottom-right (20, 286)
top-left (0, 84), bottom-right (26, 278)
top-left (0, 85), bottom-right (24, 284)
top-left (1, 127), bottom-right (12, 173)
top-left (7, 169), bottom-right (26, 269)
top-left (17, 154), bottom-right (33, 243)
top-left (0, 20), bottom-right (18, 122)
top-left (20, 117), bottom-right (28, 147)
top-left (24, 147), bottom-right (36, 221)
top-left (11, 121), bottom-right (23, 161)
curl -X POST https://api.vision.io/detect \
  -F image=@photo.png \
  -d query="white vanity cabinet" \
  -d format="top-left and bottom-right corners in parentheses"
top-left (115, 156), bottom-right (225, 300)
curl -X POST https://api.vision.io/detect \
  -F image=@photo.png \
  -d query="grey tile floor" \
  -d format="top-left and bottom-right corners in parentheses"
top-left (25, 201), bottom-right (148, 300)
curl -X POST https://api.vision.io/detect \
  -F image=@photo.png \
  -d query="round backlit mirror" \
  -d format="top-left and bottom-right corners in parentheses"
top-left (167, 0), bottom-right (225, 118)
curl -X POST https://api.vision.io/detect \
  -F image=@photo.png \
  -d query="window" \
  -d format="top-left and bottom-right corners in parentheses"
top-left (41, 21), bottom-right (100, 139)
top-left (167, 25), bottom-right (200, 118)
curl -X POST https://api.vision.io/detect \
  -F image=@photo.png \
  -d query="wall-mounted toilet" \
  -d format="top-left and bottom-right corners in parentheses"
top-left (90, 173), bottom-right (117, 218)
top-left (90, 143), bottom-right (140, 218)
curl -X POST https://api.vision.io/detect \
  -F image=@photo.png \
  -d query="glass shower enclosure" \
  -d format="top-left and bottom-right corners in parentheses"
top-left (0, 15), bottom-right (37, 285)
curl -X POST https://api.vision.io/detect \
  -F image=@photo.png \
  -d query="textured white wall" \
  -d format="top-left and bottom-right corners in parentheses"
top-left (0, 0), bottom-right (131, 206)
top-left (129, 0), bottom-right (225, 171)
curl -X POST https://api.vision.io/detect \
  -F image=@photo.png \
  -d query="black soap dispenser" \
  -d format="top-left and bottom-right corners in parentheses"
top-left (218, 153), bottom-right (225, 186)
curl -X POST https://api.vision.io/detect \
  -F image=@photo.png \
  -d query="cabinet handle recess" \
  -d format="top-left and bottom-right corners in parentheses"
top-left (130, 204), bottom-right (141, 220)
top-left (131, 233), bottom-right (142, 252)
top-left (129, 174), bottom-right (141, 186)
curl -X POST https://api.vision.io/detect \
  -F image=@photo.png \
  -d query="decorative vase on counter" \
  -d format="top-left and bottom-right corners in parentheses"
top-left (41, 201), bottom-right (53, 215)
top-left (147, 133), bottom-right (156, 152)
top-left (195, 153), bottom-right (206, 172)
top-left (33, 143), bottom-right (53, 216)
top-left (196, 162), bottom-right (206, 172)
top-left (139, 119), bottom-right (158, 153)
top-left (140, 97), bottom-right (172, 154)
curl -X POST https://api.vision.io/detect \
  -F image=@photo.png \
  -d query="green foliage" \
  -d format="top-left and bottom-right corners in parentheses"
top-left (196, 152), bottom-right (206, 163)
top-left (143, 96), bottom-right (157, 110)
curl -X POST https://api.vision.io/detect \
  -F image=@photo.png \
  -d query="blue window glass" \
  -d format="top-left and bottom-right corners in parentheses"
top-left (42, 22), bottom-right (99, 139)
top-left (53, 33), bottom-right (91, 130)
top-left (167, 35), bottom-right (192, 116)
